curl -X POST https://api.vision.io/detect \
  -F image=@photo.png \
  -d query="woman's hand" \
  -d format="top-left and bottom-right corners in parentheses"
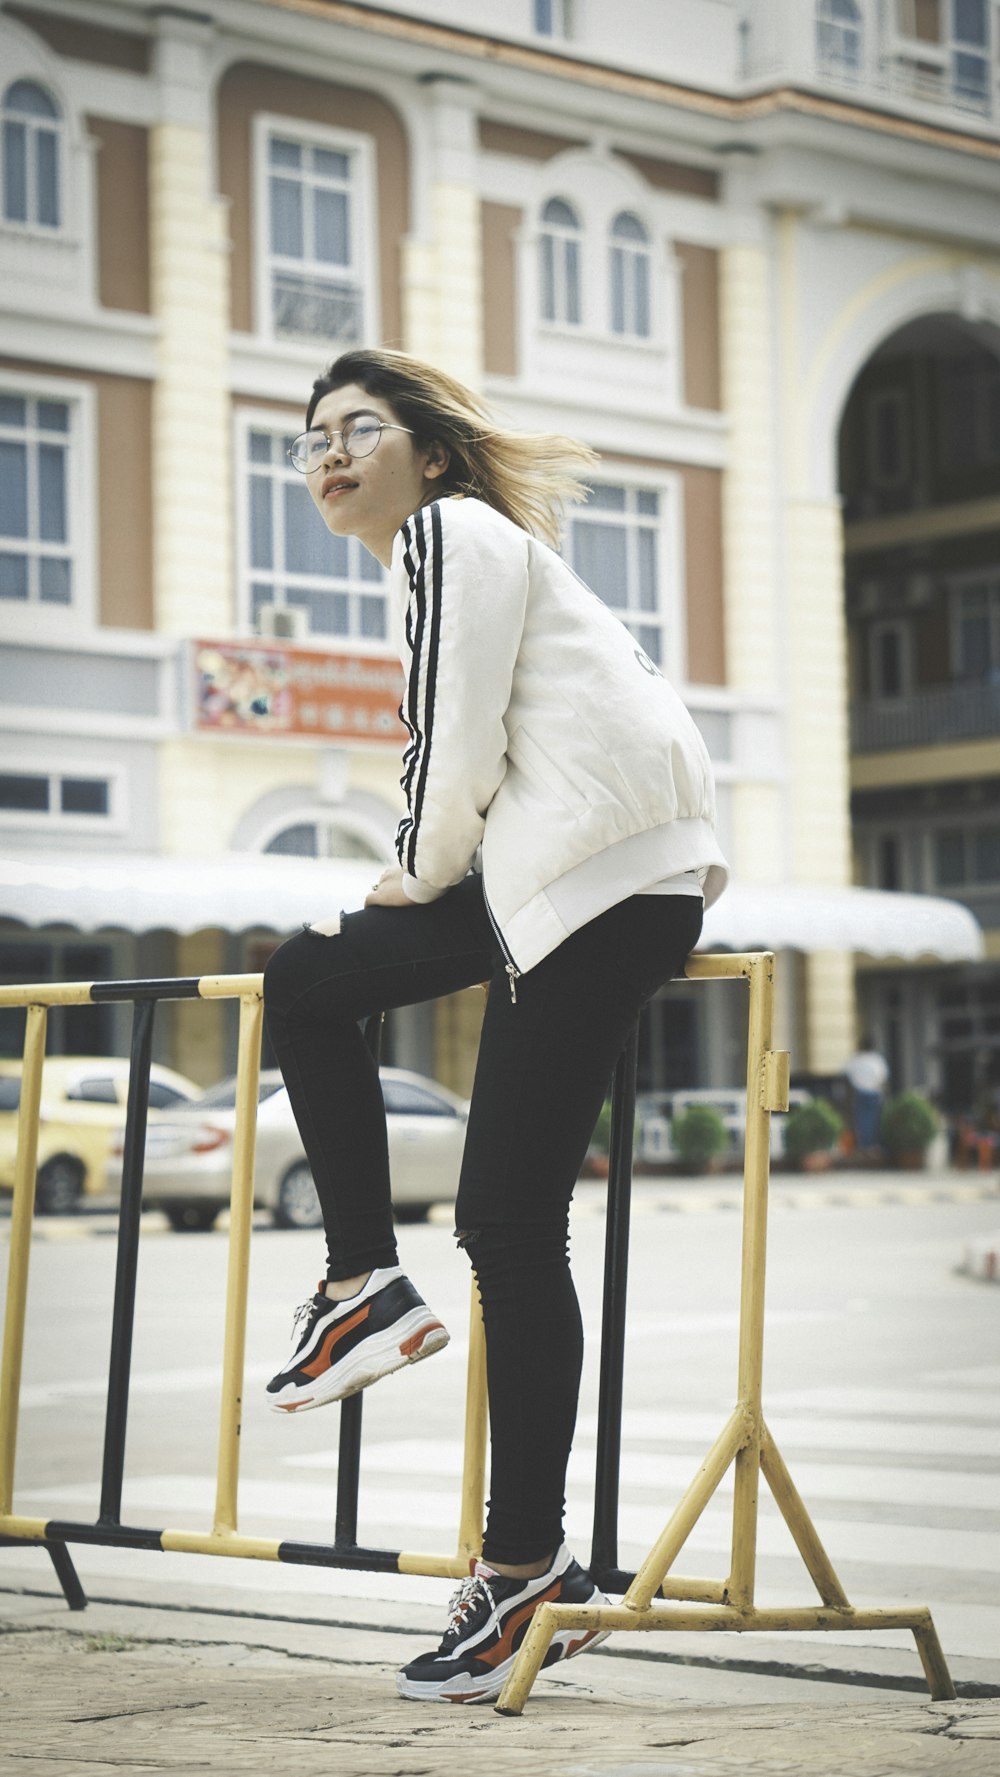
top-left (364, 866), bottom-right (411, 909)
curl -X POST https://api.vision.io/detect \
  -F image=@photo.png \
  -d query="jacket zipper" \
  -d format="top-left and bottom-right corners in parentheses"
top-left (483, 889), bottom-right (522, 1005)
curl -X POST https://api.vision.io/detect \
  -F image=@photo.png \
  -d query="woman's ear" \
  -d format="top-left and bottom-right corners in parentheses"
top-left (422, 440), bottom-right (451, 483)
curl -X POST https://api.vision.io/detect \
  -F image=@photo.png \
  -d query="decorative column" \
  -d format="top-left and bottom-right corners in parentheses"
top-left (776, 210), bottom-right (855, 1073)
top-left (149, 11), bottom-right (231, 637)
top-left (402, 76), bottom-right (483, 389)
top-left (718, 232), bottom-right (786, 887)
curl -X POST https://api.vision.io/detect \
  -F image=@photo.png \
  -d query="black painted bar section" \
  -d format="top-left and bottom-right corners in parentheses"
top-left (590, 1021), bottom-right (639, 1578)
top-left (89, 977), bottom-right (202, 1003)
top-left (45, 1520), bottom-right (165, 1552)
top-left (47, 1542), bottom-right (87, 1610)
top-left (334, 1011), bottom-right (384, 1549)
top-left (98, 999), bottom-right (155, 1526)
top-left (277, 1539), bottom-right (402, 1574)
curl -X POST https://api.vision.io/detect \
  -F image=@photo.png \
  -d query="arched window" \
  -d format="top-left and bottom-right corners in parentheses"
top-left (265, 818), bottom-right (384, 861)
top-left (609, 211), bottom-right (651, 338)
top-left (539, 197), bottom-right (582, 327)
top-left (2, 80), bottom-right (62, 228)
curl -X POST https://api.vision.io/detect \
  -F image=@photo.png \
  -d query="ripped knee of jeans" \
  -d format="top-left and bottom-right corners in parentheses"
top-left (454, 1227), bottom-right (481, 1251)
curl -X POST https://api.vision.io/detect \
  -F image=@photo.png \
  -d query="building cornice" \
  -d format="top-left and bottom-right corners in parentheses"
top-left (259, 0), bottom-right (1000, 164)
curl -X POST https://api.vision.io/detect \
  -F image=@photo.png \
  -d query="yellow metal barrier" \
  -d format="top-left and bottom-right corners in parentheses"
top-left (0, 956), bottom-right (956, 1711)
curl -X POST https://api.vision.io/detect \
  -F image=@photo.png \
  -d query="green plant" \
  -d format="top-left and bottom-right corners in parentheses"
top-left (588, 1098), bottom-right (639, 1157)
top-left (671, 1104), bottom-right (728, 1170)
top-left (880, 1091), bottom-right (938, 1155)
top-left (783, 1098), bottom-right (844, 1164)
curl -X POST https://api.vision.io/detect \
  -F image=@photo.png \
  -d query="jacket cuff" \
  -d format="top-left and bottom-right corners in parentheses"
top-left (401, 873), bottom-right (446, 905)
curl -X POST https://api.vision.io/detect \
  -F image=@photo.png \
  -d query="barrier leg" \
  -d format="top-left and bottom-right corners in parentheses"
top-left (99, 999), bottom-right (155, 1526)
top-left (591, 1025), bottom-right (638, 1582)
top-left (213, 989), bottom-right (263, 1537)
top-left (455, 1282), bottom-right (487, 1568)
top-left (0, 1003), bottom-right (46, 1520)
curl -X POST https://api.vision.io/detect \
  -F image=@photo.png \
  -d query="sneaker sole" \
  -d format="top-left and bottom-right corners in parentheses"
top-left (268, 1311), bottom-right (449, 1414)
top-left (395, 1621), bottom-right (610, 1704)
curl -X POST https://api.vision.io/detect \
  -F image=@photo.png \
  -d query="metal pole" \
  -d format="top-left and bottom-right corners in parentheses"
top-left (98, 998), bottom-right (154, 1526)
top-left (213, 989), bottom-right (264, 1536)
top-left (0, 1003), bottom-right (47, 1517)
top-left (590, 1022), bottom-right (639, 1581)
top-left (333, 1012), bottom-right (384, 1548)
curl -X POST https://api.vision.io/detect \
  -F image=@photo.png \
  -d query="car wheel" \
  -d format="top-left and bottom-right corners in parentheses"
top-left (164, 1203), bottom-right (221, 1233)
top-left (274, 1162), bottom-right (323, 1230)
top-left (35, 1156), bottom-right (85, 1215)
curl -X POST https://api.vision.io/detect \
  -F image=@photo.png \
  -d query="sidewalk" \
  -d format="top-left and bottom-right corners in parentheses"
top-left (3, 1585), bottom-right (998, 1776)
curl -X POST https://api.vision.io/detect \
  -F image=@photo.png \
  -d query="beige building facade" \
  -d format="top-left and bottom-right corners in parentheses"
top-left (1, 0), bottom-right (997, 1114)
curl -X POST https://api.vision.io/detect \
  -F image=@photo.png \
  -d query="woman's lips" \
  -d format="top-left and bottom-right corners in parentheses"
top-left (322, 477), bottom-right (358, 499)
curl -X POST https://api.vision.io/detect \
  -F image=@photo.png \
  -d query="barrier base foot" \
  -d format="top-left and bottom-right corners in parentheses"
top-left (0, 1536), bottom-right (87, 1611)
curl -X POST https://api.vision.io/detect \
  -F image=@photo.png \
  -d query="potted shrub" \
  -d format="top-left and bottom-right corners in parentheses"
top-left (783, 1098), bottom-right (844, 1171)
top-left (880, 1092), bottom-right (939, 1169)
top-left (671, 1104), bottom-right (728, 1174)
top-left (585, 1099), bottom-right (639, 1177)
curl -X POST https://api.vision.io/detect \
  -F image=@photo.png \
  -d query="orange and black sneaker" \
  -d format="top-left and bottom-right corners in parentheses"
top-left (396, 1544), bottom-right (609, 1704)
top-left (266, 1266), bottom-right (449, 1414)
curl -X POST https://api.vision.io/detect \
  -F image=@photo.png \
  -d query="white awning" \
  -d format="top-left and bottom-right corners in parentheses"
top-left (0, 853), bottom-right (985, 961)
top-left (700, 881), bottom-right (983, 961)
top-left (0, 852), bottom-right (378, 938)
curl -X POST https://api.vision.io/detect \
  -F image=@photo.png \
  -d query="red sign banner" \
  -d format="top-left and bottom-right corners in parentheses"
top-left (192, 638), bottom-right (406, 745)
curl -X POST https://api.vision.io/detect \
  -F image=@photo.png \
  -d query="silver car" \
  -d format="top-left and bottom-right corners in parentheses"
top-left (123, 1068), bottom-right (469, 1233)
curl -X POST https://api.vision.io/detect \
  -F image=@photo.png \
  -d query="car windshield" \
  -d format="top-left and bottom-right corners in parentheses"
top-left (196, 1076), bottom-right (285, 1110)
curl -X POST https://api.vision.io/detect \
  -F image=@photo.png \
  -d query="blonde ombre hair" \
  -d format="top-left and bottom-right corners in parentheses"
top-left (306, 348), bottom-right (596, 546)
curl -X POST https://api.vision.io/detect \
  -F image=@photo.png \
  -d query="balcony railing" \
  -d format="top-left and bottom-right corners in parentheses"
top-left (851, 679), bottom-right (1000, 753)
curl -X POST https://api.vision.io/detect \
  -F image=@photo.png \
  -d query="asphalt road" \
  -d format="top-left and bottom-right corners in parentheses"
top-left (2, 1174), bottom-right (999, 1693)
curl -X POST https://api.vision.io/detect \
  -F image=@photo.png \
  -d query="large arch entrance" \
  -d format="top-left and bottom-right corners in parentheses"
top-left (837, 313), bottom-right (1000, 1117)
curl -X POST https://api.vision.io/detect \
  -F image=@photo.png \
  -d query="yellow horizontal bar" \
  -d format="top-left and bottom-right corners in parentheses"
top-left (159, 1529), bottom-right (282, 1560)
top-left (0, 1514), bottom-right (48, 1539)
top-left (685, 953), bottom-right (773, 981)
top-left (398, 1550), bottom-right (472, 1580)
top-left (522, 1600), bottom-right (934, 1634)
top-left (661, 1577), bottom-right (729, 1603)
top-left (198, 974), bottom-right (264, 1001)
top-left (0, 983), bottom-right (95, 1009)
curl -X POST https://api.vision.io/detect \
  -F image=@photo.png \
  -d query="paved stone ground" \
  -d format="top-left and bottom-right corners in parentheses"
top-left (2, 1597), bottom-right (998, 1777)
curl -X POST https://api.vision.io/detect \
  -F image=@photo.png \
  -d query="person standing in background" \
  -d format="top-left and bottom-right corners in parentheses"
top-left (845, 1035), bottom-right (890, 1155)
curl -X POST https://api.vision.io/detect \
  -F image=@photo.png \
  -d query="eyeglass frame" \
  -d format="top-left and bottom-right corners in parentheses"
top-left (286, 416), bottom-right (415, 474)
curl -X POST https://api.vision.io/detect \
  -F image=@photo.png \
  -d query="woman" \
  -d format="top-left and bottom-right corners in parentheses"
top-left (262, 348), bottom-right (729, 1704)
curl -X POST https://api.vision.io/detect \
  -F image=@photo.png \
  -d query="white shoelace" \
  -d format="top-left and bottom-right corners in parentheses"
top-left (445, 1573), bottom-right (496, 1638)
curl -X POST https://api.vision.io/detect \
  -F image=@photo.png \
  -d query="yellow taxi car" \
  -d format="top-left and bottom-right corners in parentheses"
top-left (0, 1057), bottom-right (202, 1214)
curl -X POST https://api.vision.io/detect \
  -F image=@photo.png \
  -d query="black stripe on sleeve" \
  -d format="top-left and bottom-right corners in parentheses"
top-left (404, 503), bottom-right (444, 878)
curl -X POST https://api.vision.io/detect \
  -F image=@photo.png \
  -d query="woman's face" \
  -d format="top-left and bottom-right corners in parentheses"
top-left (305, 382), bottom-right (448, 566)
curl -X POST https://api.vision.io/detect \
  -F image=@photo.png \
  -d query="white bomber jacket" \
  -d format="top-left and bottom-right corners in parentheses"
top-left (390, 496), bottom-right (729, 981)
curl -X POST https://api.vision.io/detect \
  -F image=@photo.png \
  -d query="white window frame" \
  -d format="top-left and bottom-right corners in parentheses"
top-left (565, 469), bottom-right (684, 682)
top-left (234, 406), bottom-right (391, 652)
top-left (868, 619), bottom-right (913, 698)
top-left (947, 569), bottom-right (1000, 679)
top-left (0, 367), bottom-right (96, 636)
top-left (0, 76), bottom-right (65, 234)
top-left (538, 197), bottom-right (583, 329)
top-left (252, 112), bottom-right (378, 350)
top-left (816, 0), bottom-right (864, 79)
top-left (925, 815), bottom-right (1000, 894)
top-left (258, 805), bottom-right (389, 862)
top-left (608, 210), bottom-right (653, 341)
top-left (0, 758), bottom-right (126, 833)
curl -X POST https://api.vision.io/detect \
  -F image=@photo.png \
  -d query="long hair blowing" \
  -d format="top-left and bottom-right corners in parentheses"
top-left (306, 348), bottom-right (596, 545)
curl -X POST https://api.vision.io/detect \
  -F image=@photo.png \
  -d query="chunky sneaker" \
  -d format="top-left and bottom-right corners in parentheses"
top-left (396, 1543), bottom-right (609, 1704)
top-left (266, 1265), bottom-right (449, 1414)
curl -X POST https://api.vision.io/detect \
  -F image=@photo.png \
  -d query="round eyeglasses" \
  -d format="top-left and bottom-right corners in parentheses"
top-left (287, 416), bottom-right (414, 474)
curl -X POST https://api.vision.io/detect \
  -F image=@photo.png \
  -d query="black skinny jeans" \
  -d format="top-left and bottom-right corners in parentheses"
top-left (263, 875), bottom-right (702, 1565)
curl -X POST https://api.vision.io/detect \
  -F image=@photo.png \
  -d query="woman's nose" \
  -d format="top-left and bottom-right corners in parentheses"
top-left (324, 431), bottom-right (350, 465)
